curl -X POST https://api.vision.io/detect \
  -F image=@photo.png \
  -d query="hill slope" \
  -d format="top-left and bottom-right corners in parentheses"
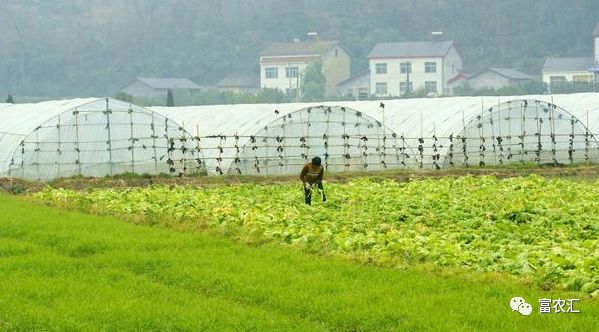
top-left (1, 0), bottom-right (598, 97)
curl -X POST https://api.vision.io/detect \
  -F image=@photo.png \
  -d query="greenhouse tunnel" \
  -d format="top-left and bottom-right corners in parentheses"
top-left (3, 93), bottom-right (599, 181)
top-left (230, 105), bottom-right (416, 175)
top-left (152, 104), bottom-right (412, 175)
top-left (441, 99), bottom-right (599, 167)
top-left (0, 98), bottom-right (204, 180)
top-left (328, 96), bottom-right (522, 169)
top-left (326, 94), bottom-right (599, 169)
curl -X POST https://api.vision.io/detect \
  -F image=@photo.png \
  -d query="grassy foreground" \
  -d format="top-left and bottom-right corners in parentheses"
top-left (0, 194), bottom-right (597, 331)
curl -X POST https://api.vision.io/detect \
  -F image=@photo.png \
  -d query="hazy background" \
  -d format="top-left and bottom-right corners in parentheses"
top-left (1, 0), bottom-right (599, 98)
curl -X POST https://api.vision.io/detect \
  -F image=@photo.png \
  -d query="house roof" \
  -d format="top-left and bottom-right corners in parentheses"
top-left (593, 22), bottom-right (599, 37)
top-left (542, 57), bottom-right (595, 72)
top-left (260, 55), bottom-right (321, 64)
top-left (368, 40), bottom-right (455, 58)
top-left (136, 77), bottom-right (202, 90)
top-left (336, 71), bottom-right (369, 87)
top-left (216, 74), bottom-right (259, 88)
top-left (260, 40), bottom-right (345, 57)
top-left (471, 68), bottom-right (531, 81)
top-left (447, 72), bottom-right (470, 84)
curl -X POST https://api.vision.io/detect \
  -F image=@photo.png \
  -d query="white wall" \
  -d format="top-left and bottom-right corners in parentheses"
top-left (260, 47), bottom-right (350, 98)
top-left (443, 46), bottom-right (463, 93)
top-left (368, 45), bottom-right (463, 97)
top-left (260, 60), bottom-right (310, 94)
top-left (369, 57), bottom-right (443, 97)
top-left (542, 71), bottom-right (594, 85)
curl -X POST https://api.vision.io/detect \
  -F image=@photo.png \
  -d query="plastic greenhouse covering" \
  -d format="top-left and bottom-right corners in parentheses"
top-left (0, 98), bottom-right (202, 180)
top-left (152, 104), bottom-right (401, 175)
top-left (1, 93), bottom-right (599, 180)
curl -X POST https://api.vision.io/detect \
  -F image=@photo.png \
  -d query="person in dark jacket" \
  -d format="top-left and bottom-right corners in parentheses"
top-left (300, 156), bottom-right (327, 205)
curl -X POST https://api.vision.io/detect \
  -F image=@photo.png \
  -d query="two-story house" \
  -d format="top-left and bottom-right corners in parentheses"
top-left (259, 38), bottom-right (351, 98)
top-left (542, 21), bottom-right (599, 91)
top-left (367, 40), bottom-right (463, 97)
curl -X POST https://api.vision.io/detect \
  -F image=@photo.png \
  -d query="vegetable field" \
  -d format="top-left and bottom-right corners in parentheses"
top-left (34, 175), bottom-right (599, 295)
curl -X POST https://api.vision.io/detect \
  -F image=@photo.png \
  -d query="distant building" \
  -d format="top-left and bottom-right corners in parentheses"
top-left (367, 40), bottom-right (463, 97)
top-left (259, 37), bottom-right (351, 98)
top-left (216, 74), bottom-right (260, 95)
top-left (593, 21), bottom-right (599, 85)
top-left (467, 68), bottom-right (531, 90)
top-left (120, 77), bottom-right (204, 99)
top-left (336, 72), bottom-right (370, 100)
top-left (594, 21), bottom-right (599, 65)
top-left (542, 22), bottom-right (599, 91)
top-left (542, 57), bottom-right (594, 89)
top-left (446, 72), bottom-right (470, 91)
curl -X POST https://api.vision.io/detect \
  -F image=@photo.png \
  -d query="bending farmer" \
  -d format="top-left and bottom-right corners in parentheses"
top-left (300, 156), bottom-right (327, 205)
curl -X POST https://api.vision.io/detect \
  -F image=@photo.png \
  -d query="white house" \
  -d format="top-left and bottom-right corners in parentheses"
top-left (542, 21), bottom-right (599, 90)
top-left (592, 21), bottom-right (599, 83)
top-left (259, 38), bottom-right (351, 98)
top-left (595, 21), bottom-right (599, 65)
top-left (367, 40), bottom-right (463, 97)
top-left (542, 57), bottom-right (594, 89)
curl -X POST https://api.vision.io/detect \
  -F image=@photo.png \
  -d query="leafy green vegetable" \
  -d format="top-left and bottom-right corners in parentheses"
top-left (33, 175), bottom-right (599, 294)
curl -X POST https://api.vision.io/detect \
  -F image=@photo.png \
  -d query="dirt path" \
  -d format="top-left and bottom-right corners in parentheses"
top-left (2, 164), bottom-right (599, 194)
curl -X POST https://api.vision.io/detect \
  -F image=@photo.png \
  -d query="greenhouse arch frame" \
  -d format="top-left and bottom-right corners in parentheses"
top-left (0, 98), bottom-right (205, 180)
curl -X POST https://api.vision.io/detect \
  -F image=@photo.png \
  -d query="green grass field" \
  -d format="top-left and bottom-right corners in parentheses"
top-left (0, 193), bottom-right (598, 331)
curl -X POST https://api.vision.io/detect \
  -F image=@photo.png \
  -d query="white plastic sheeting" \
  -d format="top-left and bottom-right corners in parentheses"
top-left (152, 94), bottom-right (599, 174)
top-left (2, 93), bottom-right (599, 180)
top-left (533, 93), bottom-right (599, 133)
top-left (152, 104), bottom-right (406, 175)
top-left (332, 97), bottom-right (599, 167)
top-left (442, 100), bottom-right (598, 167)
top-left (153, 97), bottom-right (518, 171)
top-left (0, 98), bottom-right (203, 180)
top-left (1, 98), bottom-right (99, 177)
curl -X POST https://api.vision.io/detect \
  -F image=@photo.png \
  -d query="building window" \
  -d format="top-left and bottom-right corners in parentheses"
top-left (335, 49), bottom-right (339, 57)
top-left (400, 82), bottom-right (413, 95)
top-left (376, 63), bottom-right (387, 74)
top-left (286, 66), bottom-right (299, 78)
top-left (549, 76), bottom-right (566, 86)
top-left (375, 82), bottom-right (387, 95)
top-left (265, 67), bottom-right (278, 79)
top-left (400, 62), bottom-right (412, 74)
top-left (425, 62), bottom-right (437, 73)
top-left (573, 75), bottom-right (592, 83)
top-left (358, 88), bottom-right (369, 100)
top-left (425, 81), bottom-right (438, 94)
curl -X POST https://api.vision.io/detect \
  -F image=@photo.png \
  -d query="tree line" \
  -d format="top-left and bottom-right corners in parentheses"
top-left (1, 0), bottom-right (599, 98)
